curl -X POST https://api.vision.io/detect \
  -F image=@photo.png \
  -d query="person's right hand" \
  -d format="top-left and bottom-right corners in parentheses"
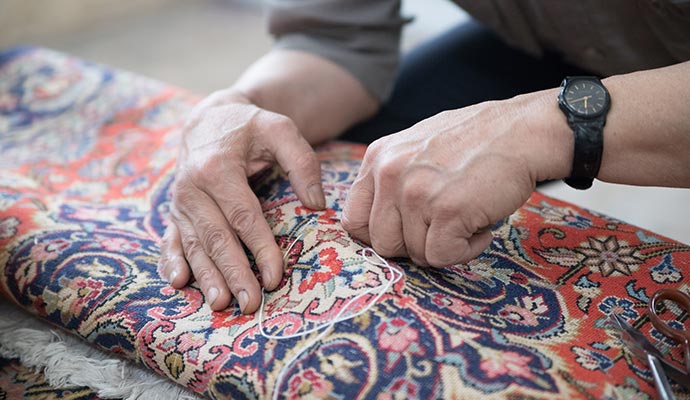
top-left (158, 89), bottom-right (326, 314)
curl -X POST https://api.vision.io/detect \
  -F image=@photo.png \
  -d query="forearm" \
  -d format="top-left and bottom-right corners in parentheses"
top-left (231, 49), bottom-right (379, 144)
top-left (533, 61), bottom-right (690, 187)
top-left (599, 61), bottom-right (690, 187)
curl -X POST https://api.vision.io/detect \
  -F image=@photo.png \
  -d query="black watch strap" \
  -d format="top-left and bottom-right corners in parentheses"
top-left (564, 120), bottom-right (604, 190)
top-left (558, 76), bottom-right (610, 190)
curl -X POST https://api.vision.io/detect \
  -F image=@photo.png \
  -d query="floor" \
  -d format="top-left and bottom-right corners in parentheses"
top-left (5, 0), bottom-right (689, 244)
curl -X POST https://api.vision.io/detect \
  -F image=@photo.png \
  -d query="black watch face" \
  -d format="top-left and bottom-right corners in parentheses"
top-left (563, 80), bottom-right (609, 117)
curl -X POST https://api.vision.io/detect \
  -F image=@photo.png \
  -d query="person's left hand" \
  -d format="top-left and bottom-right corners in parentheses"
top-left (341, 90), bottom-right (571, 267)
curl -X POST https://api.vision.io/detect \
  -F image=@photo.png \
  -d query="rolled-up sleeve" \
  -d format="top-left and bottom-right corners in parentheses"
top-left (267, 0), bottom-right (406, 101)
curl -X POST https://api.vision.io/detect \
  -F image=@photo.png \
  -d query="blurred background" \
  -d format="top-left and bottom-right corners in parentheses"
top-left (2, 0), bottom-right (689, 244)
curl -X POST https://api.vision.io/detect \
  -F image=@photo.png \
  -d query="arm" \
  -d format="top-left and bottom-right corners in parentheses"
top-left (596, 61), bottom-right (690, 187)
top-left (534, 61), bottom-right (690, 186)
top-left (341, 61), bottom-right (690, 266)
top-left (232, 49), bottom-right (378, 144)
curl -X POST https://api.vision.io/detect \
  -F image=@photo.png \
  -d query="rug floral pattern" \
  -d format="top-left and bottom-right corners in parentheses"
top-left (0, 47), bottom-right (688, 399)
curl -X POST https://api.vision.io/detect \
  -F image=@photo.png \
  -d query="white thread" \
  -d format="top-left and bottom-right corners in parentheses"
top-left (260, 250), bottom-right (402, 340)
top-left (281, 218), bottom-right (316, 264)
top-left (259, 217), bottom-right (403, 400)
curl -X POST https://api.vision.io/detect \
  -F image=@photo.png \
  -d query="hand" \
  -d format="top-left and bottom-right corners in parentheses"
top-left (159, 89), bottom-right (325, 313)
top-left (341, 91), bottom-right (571, 267)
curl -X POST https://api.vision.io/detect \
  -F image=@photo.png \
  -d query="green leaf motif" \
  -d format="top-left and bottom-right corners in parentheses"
top-left (165, 351), bottom-right (185, 379)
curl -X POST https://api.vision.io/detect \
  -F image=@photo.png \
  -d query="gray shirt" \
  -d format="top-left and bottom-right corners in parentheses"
top-left (267, 0), bottom-right (690, 101)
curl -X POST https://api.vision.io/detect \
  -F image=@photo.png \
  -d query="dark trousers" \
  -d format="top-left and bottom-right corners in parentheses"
top-left (341, 21), bottom-right (590, 144)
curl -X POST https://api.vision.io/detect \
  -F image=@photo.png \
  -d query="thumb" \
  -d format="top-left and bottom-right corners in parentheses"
top-left (272, 132), bottom-right (325, 210)
top-left (341, 171), bottom-right (374, 244)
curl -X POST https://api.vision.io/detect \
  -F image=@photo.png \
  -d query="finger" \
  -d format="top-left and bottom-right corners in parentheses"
top-left (464, 231), bottom-right (494, 260)
top-left (425, 220), bottom-right (494, 267)
top-left (159, 222), bottom-right (191, 288)
top-left (179, 181), bottom-right (273, 314)
top-left (271, 126), bottom-right (325, 210)
top-left (368, 184), bottom-right (406, 258)
top-left (208, 174), bottom-right (284, 293)
top-left (175, 218), bottom-right (232, 311)
top-left (400, 206), bottom-right (429, 266)
top-left (399, 172), bottom-right (433, 266)
top-left (341, 171), bottom-right (375, 245)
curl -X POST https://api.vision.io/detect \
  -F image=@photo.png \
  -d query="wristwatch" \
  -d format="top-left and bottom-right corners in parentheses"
top-left (557, 76), bottom-right (611, 190)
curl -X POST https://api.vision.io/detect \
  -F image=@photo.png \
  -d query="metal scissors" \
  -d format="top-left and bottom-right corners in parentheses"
top-left (650, 289), bottom-right (690, 374)
top-left (609, 288), bottom-right (690, 400)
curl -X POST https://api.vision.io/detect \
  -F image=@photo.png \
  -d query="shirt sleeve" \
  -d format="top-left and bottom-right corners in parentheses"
top-left (266, 0), bottom-right (407, 102)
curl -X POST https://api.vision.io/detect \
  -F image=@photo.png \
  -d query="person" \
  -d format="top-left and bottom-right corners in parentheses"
top-left (158, 0), bottom-right (690, 314)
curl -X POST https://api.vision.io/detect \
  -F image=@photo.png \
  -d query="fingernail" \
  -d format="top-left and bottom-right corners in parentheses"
top-left (169, 269), bottom-right (178, 284)
top-left (262, 269), bottom-right (273, 288)
top-left (238, 290), bottom-right (249, 312)
top-left (207, 287), bottom-right (219, 307)
top-left (307, 183), bottom-right (326, 209)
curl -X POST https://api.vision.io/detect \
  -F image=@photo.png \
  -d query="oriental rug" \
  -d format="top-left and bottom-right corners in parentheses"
top-left (1, 46), bottom-right (689, 399)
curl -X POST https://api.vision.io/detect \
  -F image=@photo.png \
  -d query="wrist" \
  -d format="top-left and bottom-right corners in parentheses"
top-left (515, 89), bottom-right (574, 182)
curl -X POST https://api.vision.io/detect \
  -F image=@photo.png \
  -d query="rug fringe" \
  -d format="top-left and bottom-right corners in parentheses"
top-left (0, 300), bottom-right (201, 400)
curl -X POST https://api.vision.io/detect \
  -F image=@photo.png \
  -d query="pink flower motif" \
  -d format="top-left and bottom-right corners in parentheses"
top-left (30, 238), bottom-right (71, 262)
top-left (99, 236), bottom-right (141, 253)
top-left (177, 333), bottom-right (206, 352)
top-left (264, 208), bottom-right (284, 227)
top-left (499, 305), bottom-right (539, 326)
top-left (378, 317), bottom-right (420, 353)
top-left (432, 293), bottom-right (475, 317)
top-left (316, 228), bottom-right (350, 247)
top-left (58, 276), bottom-right (104, 316)
top-left (287, 368), bottom-right (333, 400)
top-left (377, 378), bottom-right (419, 400)
top-left (0, 217), bottom-right (19, 239)
top-left (351, 270), bottom-right (381, 289)
top-left (70, 207), bottom-right (119, 221)
top-left (480, 349), bottom-right (535, 380)
top-left (449, 300), bottom-right (475, 317)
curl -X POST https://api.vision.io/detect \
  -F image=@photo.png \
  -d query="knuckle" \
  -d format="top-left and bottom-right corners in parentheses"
top-left (193, 266), bottom-right (216, 286)
top-left (265, 114), bottom-right (298, 137)
top-left (181, 235), bottom-right (202, 256)
top-left (370, 237), bottom-right (401, 258)
top-left (436, 109), bottom-right (457, 120)
top-left (171, 175), bottom-right (197, 208)
top-left (367, 137), bottom-right (386, 156)
top-left (219, 263), bottom-right (246, 288)
top-left (340, 213), bottom-right (355, 232)
top-left (192, 157), bottom-right (225, 188)
top-left (202, 228), bottom-right (231, 261)
top-left (227, 207), bottom-right (257, 237)
top-left (410, 256), bottom-right (429, 267)
top-left (340, 211), bottom-right (365, 236)
top-left (251, 240), bottom-right (278, 263)
top-left (407, 246), bottom-right (425, 264)
top-left (376, 160), bottom-right (400, 183)
top-left (401, 181), bottom-right (427, 204)
top-left (426, 249), bottom-right (456, 268)
top-left (292, 151), bottom-right (319, 173)
top-left (360, 142), bottom-right (384, 171)
top-left (432, 200), bottom-right (458, 220)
